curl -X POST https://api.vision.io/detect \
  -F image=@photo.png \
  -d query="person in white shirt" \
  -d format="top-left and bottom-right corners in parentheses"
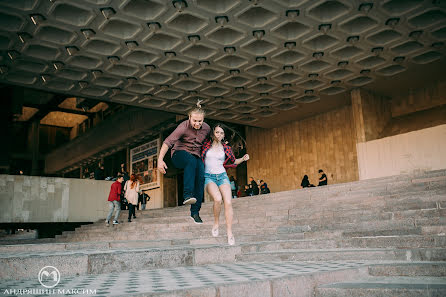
top-left (201, 124), bottom-right (249, 245)
top-left (124, 174), bottom-right (140, 222)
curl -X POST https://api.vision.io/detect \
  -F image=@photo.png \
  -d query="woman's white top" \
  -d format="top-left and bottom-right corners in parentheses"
top-left (204, 145), bottom-right (226, 174)
top-left (124, 180), bottom-right (140, 205)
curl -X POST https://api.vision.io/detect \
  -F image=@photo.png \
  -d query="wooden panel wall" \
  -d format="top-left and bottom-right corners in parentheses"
top-left (162, 175), bottom-right (177, 207)
top-left (246, 105), bottom-right (358, 193)
top-left (391, 80), bottom-right (446, 117)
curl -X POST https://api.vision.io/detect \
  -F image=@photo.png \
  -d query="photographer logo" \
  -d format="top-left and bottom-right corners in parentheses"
top-left (38, 266), bottom-right (60, 288)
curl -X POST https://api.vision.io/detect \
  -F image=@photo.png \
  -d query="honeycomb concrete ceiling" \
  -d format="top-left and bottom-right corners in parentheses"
top-left (1, 0), bottom-right (445, 128)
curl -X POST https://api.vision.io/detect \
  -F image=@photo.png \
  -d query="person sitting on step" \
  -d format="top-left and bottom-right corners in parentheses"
top-left (318, 169), bottom-right (328, 186)
top-left (301, 175), bottom-right (315, 188)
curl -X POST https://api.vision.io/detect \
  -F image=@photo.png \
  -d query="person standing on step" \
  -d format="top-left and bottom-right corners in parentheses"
top-left (124, 174), bottom-right (139, 222)
top-left (201, 123), bottom-right (249, 245)
top-left (157, 101), bottom-right (210, 224)
top-left (229, 175), bottom-right (238, 198)
top-left (106, 175), bottom-right (124, 226)
top-left (139, 191), bottom-right (150, 210)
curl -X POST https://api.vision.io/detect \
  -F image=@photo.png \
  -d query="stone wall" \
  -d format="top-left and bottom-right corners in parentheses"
top-left (357, 124), bottom-right (446, 180)
top-left (0, 175), bottom-right (112, 223)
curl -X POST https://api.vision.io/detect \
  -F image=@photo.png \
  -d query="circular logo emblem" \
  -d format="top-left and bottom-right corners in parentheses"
top-left (38, 266), bottom-right (60, 288)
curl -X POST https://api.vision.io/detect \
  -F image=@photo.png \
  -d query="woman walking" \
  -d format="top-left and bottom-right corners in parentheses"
top-left (201, 124), bottom-right (249, 245)
top-left (124, 174), bottom-right (140, 222)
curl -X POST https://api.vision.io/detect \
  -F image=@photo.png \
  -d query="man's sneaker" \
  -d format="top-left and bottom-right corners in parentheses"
top-left (190, 214), bottom-right (203, 224)
top-left (113, 220), bottom-right (119, 225)
top-left (106, 220), bottom-right (110, 227)
top-left (183, 197), bottom-right (197, 205)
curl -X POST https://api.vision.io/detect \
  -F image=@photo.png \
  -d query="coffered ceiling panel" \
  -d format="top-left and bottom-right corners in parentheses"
top-left (0, 0), bottom-right (445, 127)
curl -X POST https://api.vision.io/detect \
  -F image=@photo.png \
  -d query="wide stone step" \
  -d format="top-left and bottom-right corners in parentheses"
top-left (0, 239), bottom-right (185, 253)
top-left (239, 188), bottom-right (443, 212)
top-left (57, 230), bottom-right (307, 244)
top-left (289, 208), bottom-right (445, 226)
top-left (0, 261), bottom-right (370, 297)
top-left (240, 235), bottom-right (446, 253)
top-left (99, 204), bottom-right (445, 232)
top-left (6, 234), bottom-right (446, 256)
top-left (57, 214), bottom-right (445, 244)
top-left (237, 248), bottom-right (446, 262)
top-left (61, 213), bottom-right (445, 243)
top-left (154, 190), bottom-right (444, 221)
top-left (368, 262), bottom-right (446, 277)
top-left (72, 184), bottom-right (443, 229)
top-left (72, 199), bottom-right (445, 234)
top-left (314, 276), bottom-right (446, 297)
top-left (0, 243), bottom-right (243, 280)
top-left (110, 182), bottom-right (444, 222)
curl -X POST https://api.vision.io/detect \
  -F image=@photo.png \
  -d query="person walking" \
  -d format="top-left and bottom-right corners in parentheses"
top-left (124, 174), bottom-right (139, 222)
top-left (201, 123), bottom-right (249, 245)
top-left (157, 102), bottom-right (210, 224)
top-left (106, 176), bottom-right (124, 226)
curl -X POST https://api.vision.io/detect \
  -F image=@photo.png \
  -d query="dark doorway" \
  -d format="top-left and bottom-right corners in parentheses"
top-left (177, 173), bottom-right (183, 206)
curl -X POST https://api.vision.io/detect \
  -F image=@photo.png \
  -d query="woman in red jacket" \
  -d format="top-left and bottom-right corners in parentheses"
top-left (201, 124), bottom-right (249, 245)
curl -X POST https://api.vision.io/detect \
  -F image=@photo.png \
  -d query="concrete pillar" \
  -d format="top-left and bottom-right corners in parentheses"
top-left (30, 120), bottom-right (40, 176)
top-left (351, 89), bottom-right (367, 143)
top-left (126, 146), bottom-right (130, 172)
top-left (0, 87), bottom-right (13, 173)
top-left (350, 88), bottom-right (392, 143)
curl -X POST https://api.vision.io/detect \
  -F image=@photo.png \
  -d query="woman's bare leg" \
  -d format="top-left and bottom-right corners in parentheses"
top-left (219, 184), bottom-right (234, 243)
top-left (206, 182), bottom-right (222, 233)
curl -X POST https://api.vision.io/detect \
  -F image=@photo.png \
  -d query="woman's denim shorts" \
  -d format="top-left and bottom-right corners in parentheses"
top-left (204, 172), bottom-right (230, 187)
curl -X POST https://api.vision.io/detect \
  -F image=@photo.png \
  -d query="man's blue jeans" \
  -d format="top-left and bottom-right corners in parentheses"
top-left (172, 150), bottom-right (204, 215)
top-left (106, 200), bottom-right (121, 222)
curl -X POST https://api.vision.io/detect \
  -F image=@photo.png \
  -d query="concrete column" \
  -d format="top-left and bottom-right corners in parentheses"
top-left (351, 89), bottom-right (366, 143)
top-left (126, 146), bottom-right (130, 171)
top-left (351, 88), bottom-right (392, 143)
top-left (0, 87), bottom-right (13, 173)
top-left (30, 120), bottom-right (40, 176)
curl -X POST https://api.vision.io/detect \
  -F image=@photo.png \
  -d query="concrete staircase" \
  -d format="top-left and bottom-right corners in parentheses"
top-left (0, 169), bottom-right (445, 296)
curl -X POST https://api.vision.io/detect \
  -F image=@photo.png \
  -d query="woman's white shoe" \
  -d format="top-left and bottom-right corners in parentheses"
top-left (212, 226), bottom-right (219, 237)
top-left (227, 235), bottom-right (235, 245)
